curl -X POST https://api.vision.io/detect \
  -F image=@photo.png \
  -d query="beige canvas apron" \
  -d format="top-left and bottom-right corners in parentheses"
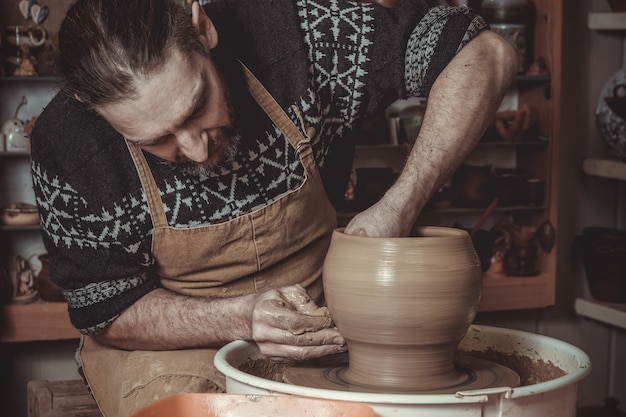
top-left (78, 64), bottom-right (337, 417)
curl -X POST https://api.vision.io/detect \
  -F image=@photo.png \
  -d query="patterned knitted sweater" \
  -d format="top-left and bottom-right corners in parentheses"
top-left (30, 0), bottom-right (486, 334)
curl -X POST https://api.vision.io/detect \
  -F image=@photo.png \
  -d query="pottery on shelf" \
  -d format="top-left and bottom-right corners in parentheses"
top-left (576, 227), bottom-right (626, 303)
top-left (596, 68), bottom-right (626, 160)
top-left (0, 202), bottom-right (39, 226)
top-left (322, 227), bottom-right (482, 391)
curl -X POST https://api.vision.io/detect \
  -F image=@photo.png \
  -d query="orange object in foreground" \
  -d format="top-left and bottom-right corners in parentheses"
top-left (129, 393), bottom-right (375, 417)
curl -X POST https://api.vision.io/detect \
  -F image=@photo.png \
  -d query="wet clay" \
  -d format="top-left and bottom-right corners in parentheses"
top-left (322, 227), bottom-right (483, 391)
top-left (463, 348), bottom-right (566, 385)
top-left (281, 353), bottom-right (520, 394)
top-left (237, 347), bottom-right (563, 389)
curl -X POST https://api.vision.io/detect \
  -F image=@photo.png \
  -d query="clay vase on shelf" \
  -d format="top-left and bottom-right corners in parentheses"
top-left (322, 227), bottom-right (482, 391)
top-left (576, 227), bottom-right (626, 303)
top-left (503, 243), bottom-right (538, 276)
top-left (452, 163), bottom-right (494, 208)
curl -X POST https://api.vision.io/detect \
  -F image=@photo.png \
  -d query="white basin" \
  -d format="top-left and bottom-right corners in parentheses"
top-left (214, 325), bottom-right (591, 417)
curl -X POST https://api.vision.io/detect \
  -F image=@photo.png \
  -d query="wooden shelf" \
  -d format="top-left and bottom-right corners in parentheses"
top-left (516, 75), bottom-right (551, 84)
top-left (0, 76), bottom-right (57, 82)
top-left (478, 272), bottom-right (553, 311)
top-left (575, 297), bottom-right (626, 330)
top-left (0, 224), bottom-right (41, 231)
top-left (0, 151), bottom-right (30, 157)
top-left (0, 301), bottom-right (79, 343)
top-left (582, 157), bottom-right (626, 181)
top-left (588, 12), bottom-right (626, 31)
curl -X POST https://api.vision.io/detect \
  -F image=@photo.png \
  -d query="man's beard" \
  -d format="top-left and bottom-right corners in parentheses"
top-left (174, 126), bottom-right (241, 176)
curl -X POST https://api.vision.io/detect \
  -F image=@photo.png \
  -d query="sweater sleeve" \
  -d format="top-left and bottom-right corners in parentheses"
top-left (30, 93), bottom-right (161, 335)
top-left (405, 6), bottom-right (488, 97)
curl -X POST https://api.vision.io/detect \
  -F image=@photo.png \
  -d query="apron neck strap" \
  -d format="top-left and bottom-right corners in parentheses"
top-left (239, 60), bottom-right (312, 148)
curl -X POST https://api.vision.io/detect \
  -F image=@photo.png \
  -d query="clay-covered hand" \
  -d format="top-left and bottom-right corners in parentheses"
top-left (344, 197), bottom-right (414, 238)
top-left (251, 284), bottom-right (347, 362)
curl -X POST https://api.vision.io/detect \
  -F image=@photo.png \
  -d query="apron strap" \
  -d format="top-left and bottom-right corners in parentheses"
top-left (124, 139), bottom-right (169, 229)
top-left (239, 61), bottom-right (313, 149)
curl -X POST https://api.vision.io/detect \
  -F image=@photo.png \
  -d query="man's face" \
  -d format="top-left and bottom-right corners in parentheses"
top-left (97, 49), bottom-right (239, 174)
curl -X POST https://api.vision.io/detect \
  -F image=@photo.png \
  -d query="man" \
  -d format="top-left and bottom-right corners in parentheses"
top-left (30, 0), bottom-right (517, 415)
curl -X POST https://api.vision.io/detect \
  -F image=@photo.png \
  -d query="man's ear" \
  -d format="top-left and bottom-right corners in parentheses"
top-left (191, 1), bottom-right (218, 50)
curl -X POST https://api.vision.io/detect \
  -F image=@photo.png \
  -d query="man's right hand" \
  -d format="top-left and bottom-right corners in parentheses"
top-left (251, 284), bottom-right (347, 362)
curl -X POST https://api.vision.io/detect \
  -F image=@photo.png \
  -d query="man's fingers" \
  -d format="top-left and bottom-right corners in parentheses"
top-left (252, 285), bottom-right (346, 363)
top-left (259, 338), bottom-right (348, 362)
top-left (277, 285), bottom-right (325, 315)
top-left (262, 301), bottom-right (334, 335)
top-left (260, 286), bottom-right (334, 334)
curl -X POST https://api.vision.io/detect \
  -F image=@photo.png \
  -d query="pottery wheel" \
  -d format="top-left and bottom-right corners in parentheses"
top-left (283, 353), bottom-right (520, 394)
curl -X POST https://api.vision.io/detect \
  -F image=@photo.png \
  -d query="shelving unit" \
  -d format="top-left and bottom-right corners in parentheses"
top-left (0, 301), bottom-right (79, 342)
top-left (472, 0), bottom-right (561, 312)
top-left (1, 78), bottom-right (58, 342)
top-left (582, 157), bottom-right (626, 181)
top-left (1, 2), bottom-right (78, 413)
top-left (575, 298), bottom-right (626, 331)
top-left (480, 273), bottom-right (553, 311)
top-left (588, 12), bottom-right (626, 31)
top-left (575, 12), bottom-right (626, 333)
top-left (578, 157), bottom-right (626, 326)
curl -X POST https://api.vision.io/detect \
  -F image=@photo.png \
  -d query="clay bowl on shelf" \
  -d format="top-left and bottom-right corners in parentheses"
top-left (322, 226), bottom-right (482, 391)
top-left (0, 203), bottom-right (39, 226)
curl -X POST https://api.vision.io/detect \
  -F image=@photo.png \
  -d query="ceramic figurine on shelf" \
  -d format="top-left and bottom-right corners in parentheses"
top-left (485, 250), bottom-right (506, 278)
top-left (491, 219), bottom-right (556, 276)
top-left (10, 255), bottom-right (38, 304)
top-left (13, 44), bottom-right (38, 76)
top-left (2, 96), bottom-right (31, 152)
top-left (18, 0), bottom-right (49, 24)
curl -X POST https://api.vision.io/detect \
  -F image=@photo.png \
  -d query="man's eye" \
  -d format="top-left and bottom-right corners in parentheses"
top-left (191, 100), bottom-right (207, 118)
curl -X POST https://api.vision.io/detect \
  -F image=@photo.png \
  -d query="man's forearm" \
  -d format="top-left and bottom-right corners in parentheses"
top-left (93, 288), bottom-right (256, 350)
top-left (386, 30), bottom-right (518, 234)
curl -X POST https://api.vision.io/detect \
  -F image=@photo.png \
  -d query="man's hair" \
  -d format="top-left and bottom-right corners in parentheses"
top-left (58, 0), bottom-right (208, 106)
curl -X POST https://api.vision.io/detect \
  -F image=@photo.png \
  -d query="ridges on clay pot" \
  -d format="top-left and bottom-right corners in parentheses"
top-left (322, 226), bottom-right (483, 391)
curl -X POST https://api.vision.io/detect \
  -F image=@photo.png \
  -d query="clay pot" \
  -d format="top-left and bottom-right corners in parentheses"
top-left (322, 227), bottom-right (482, 391)
top-left (576, 227), bottom-right (626, 303)
top-left (453, 163), bottom-right (494, 208)
top-left (503, 244), bottom-right (538, 276)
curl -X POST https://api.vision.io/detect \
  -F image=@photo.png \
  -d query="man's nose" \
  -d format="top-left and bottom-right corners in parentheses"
top-left (176, 130), bottom-right (207, 162)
